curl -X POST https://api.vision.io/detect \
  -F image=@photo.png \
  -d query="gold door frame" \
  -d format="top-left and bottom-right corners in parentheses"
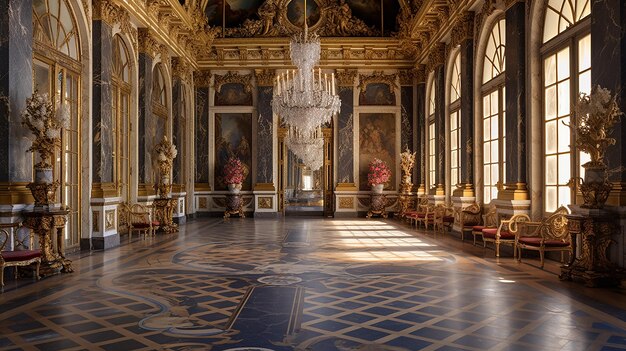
top-left (278, 127), bottom-right (334, 216)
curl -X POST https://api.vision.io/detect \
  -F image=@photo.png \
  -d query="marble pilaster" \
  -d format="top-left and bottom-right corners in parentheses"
top-left (172, 78), bottom-right (183, 185)
top-left (591, 0), bottom-right (626, 205)
top-left (0, 0), bottom-right (33, 193)
top-left (400, 86), bottom-right (414, 152)
top-left (92, 19), bottom-right (114, 185)
top-left (458, 38), bottom-right (474, 194)
top-left (256, 86), bottom-right (274, 185)
top-left (416, 81), bottom-right (426, 195)
top-left (500, 1), bottom-right (528, 201)
top-left (138, 52), bottom-right (153, 186)
top-left (194, 86), bottom-right (210, 189)
top-left (337, 87), bottom-right (355, 184)
top-left (434, 65), bottom-right (445, 194)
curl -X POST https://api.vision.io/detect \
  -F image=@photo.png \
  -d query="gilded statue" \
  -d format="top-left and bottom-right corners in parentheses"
top-left (399, 147), bottom-right (416, 194)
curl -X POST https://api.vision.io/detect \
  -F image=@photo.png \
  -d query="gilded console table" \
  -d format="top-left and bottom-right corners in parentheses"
top-left (560, 214), bottom-right (623, 287)
top-left (224, 194), bottom-right (245, 218)
top-left (367, 194), bottom-right (388, 219)
top-left (22, 208), bottom-right (73, 277)
top-left (153, 198), bottom-right (178, 233)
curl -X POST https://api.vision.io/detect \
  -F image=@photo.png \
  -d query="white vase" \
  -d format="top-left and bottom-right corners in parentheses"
top-left (228, 183), bottom-right (242, 194)
top-left (35, 168), bottom-right (53, 183)
top-left (371, 184), bottom-right (384, 194)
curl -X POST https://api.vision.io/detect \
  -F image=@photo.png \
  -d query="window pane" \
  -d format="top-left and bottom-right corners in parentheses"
top-left (545, 120), bottom-right (557, 154)
top-left (484, 142), bottom-right (491, 163)
top-left (558, 186), bottom-right (571, 208)
top-left (558, 154), bottom-right (571, 184)
top-left (579, 71), bottom-right (591, 95)
top-left (557, 47), bottom-right (571, 81)
top-left (545, 186), bottom-right (557, 212)
top-left (545, 54), bottom-right (557, 86)
top-left (558, 116), bottom-right (571, 153)
top-left (491, 117), bottom-right (498, 139)
top-left (557, 80), bottom-right (571, 117)
top-left (491, 141), bottom-right (499, 163)
top-left (545, 85), bottom-right (557, 120)
top-left (578, 34), bottom-right (591, 71)
top-left (546, 155), bottom-right (557, 185)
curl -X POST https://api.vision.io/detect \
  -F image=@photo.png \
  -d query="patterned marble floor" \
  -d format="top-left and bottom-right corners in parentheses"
top-left (1, 217), bottom-right (626, 351)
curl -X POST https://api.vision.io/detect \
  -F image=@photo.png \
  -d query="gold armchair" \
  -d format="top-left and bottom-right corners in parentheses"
top-left (458, 203), bottom-right (481, 241)
top-left (405, 197), bottom-right (429, 228)
top-left (512, 206), bottom-right (571, 268)
top-left (128, 204), bottom-right (159, 239)
top-left (0, 227), bottom-right (41, 287)
top-left (472, 204), bottom-right (497, 245)
top-left (433, 204), bottom-right (455, 234)
top-left (483, 214), bottom-right (526, 257)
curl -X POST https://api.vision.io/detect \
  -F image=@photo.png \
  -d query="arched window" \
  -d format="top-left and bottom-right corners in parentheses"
top-left (428, 78), bottom-right (436, 190)
top-left (449, 52), bottom-right (461, 188)
top-left (112, 35), bottom-right (131, 201)
top-left (542, 0), bottom-right (591, 212)
top-left (482, 18), bottom-right (506, 204)
top-left (32, 0), bottom-right (81, 249)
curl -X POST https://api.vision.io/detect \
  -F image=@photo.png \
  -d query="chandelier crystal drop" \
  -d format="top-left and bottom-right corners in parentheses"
top-left (284, 127), bottom-right (324, 171)
top-left (272, 18), bottom-right (341, 134)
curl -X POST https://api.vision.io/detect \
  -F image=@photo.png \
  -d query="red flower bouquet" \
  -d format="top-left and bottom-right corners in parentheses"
top-left (367, 158), bottom-right (391, 186)
top-left (224, 157), bottom-right (245, 184)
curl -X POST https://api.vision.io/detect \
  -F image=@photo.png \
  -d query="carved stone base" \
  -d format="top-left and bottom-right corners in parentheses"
top-left (153, 198), bottom-right (179, 233)
top-left (22, 209), bottom-right (73, 278)
top-left (367, 194), bottom-right (387, 219)
top-left (224, 194), bottom-right (245, 219)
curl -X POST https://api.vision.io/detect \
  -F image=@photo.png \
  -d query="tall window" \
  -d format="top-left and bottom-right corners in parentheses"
top-left (449, 52), bottom-right (461, 187)
top-left (112, 35), bottom-right (131, 201)
top-left (428, 79), bottom-right (436, 189)
top-left (482, 18), bottom-right (506, 204)
top-left (542, 0), bottom-right (591, 212)
top-left (33, 0), bottom-right (81, 249)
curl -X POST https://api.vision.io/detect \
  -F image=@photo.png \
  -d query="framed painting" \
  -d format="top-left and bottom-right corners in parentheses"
top-left (215, 83), bottom-right (253, 106)
top-left (359, 83), bottom-right (396, 105)
top-left (215, 113), bottom-right (253, 190)
top-left (359, 113), bottom-right (396, 191)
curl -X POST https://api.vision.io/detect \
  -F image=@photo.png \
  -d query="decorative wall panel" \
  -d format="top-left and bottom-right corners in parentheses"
top-left (215, 113), bottom-right (253, 190)
top-left (359, 113), bottom-right (396, 191)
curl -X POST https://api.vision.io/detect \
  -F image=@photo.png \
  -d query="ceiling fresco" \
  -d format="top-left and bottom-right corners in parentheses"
top-left (203, 0), bottom-right (401, 37)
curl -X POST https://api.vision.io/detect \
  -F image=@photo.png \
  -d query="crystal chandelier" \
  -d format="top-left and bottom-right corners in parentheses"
top-left (272, 3), bottom-right (341, 134)
top-left (285, 127), bottom-right (324, 171)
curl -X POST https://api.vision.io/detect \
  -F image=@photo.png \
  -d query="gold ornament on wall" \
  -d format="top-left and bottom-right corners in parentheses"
top-left (213, 71), bottom-right (253, 94)
top-left (400, 147), bottom-right (416, 194)
top-left (358, 71), bottom-right (398, 93)
top-left (154, 136), bottom-right (178, 199)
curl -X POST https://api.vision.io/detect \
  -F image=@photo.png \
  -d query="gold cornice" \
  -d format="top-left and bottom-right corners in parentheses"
top-left (194, 70), bottom-right (211, 87)
top-left (451, 11), bottom-right (475, 47)
top-left (358, 71), bottom-right (399, 92)
top-left (91, 182), bottom-right (118, 198)
top-left (255, 69), bottom-right (276, 87)
top-left (336, 69), bottom-right (357, 87)
top-left (92, 0), bottom-right (119, 25)
top-left (212, 71), bottom-right (253, 93)
top-left (399, 69), bottom-right (418, 85)
top-left (336, 183), bottom-right (357, 191)
top-left (426, 43), bottom-right (446, 72)
top-left (194, 183), bottom-right (211, 191)
top-left (414, 65), bottom-right (426, 83)
top-left (254, 183), bottom-right (275, 191)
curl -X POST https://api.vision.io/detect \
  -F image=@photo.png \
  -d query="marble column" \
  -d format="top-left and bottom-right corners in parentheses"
top-left (194, 71), bottom-right (211, 191)
top-left (137, 52), bottom-right (153, 192)
top-left (592, 0), bottom-right (626, 204)
top-left (416, 77), bottom-right (426, 195)
top-left (91, 19), bottom-right (114, 190)
top-left (254, 70), bottom-right (277, 216)
top-left (172, 77), bottom-right (183, 186)
top-left (500, 1), bottom-right (528, 201)
top-left (0, 0), bottom-right (34, 206)
top-left (434, 65), bottom-right (445, 194)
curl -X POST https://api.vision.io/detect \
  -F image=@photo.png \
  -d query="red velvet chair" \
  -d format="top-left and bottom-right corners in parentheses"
top-left (434, 204), bottom-right (455, 234)
top-left (472, 204), bottom-right (497, 245)
top-left (458, 202), bottom-right (481, 241)
top-left (128, 204), bottom-right (160, 239)
top-left (0, 228), bottom-right (41, 287)
top-left (513, 206), bottom-right (571, 268)
top-left (405, 197), bottom-right (429, 228)
top-left (482, 214), bottom-right (528, 258)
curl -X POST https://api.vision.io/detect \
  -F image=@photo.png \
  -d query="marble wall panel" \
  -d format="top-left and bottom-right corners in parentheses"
top-left (138, 53), bottom-right (153, 183)
top-left (0, 0), bottom-right (33, 182)
top-left (92, 20), bottom-right (113, 184)
top-left (400, 86), bottom-right (414, 152)
top-left (195, 87), bottom-right (210, 184)
top-left (172, 78), bottom-right (182, 184)
top-left (459, 39), bottom-right (474, 184)
top-left (434, 66), bottom-right (445, 187)
top-left (337, 87), bottom-right (354, 183)
top-left (416, 83), bottom-right (425, 186)
top-left (256, 86), bottom-right (273, 184)
top-left (504, 2), bottom-right (526, 184)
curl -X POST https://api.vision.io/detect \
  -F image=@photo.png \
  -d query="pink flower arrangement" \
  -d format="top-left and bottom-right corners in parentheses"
top-left (367, 158), bottom-right (391, 186)
top-left (224, 157), bottom-right (245, 184)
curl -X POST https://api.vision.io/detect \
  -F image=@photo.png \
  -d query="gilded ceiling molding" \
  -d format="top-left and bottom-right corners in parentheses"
top-left (194, 71), bottom-right (211, 87)
top-left (358, 71), bottom-right (399, 92)
top-left (451, 11), bottom-right (475, 47)
top-left (213, 72), bottom-right (253, 93)
top-left (224, 0), bottom-right (378, 38)
top-left (426, 43), bottom-right (446, 72)
top-left (336, 69), bottom-right (357, 87)
top-left (138, 28), bottom-right (159, 58)
top-left (172, 57), bottom-right (193, 84)
top-left (159, 44), bottom-right (171, 66)
top-left (399, 69), bottom-right (417, 86)
top-left (255, 69), bottom-right (276, 87)
top-left (93, 0), bottom-right (121, 25)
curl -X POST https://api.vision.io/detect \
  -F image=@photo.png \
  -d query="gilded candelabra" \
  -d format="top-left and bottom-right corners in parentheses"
top-left (154, 136), bottom-right (177, 198)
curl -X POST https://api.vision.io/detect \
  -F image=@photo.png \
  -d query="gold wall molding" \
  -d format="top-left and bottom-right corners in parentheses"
top-left (255, 69), bottom-right (276, 87)
top-left (212, 71), bottom-right (253, 94)
top-left (358, 71), bottom-right (399, 92)
top-left (336, 183), bottom-right (357, 191)
top-left (172, 57), bottom-right (193, 83)
top-left (91, 182), bottom-right (118, 199)
top-left (0, 182), bottom-right (34, 205)
top-left (336, 69), bottom-right (357, 87)
top-left (194, 71), bottom-right (211, 87)
top-left (254, 183), bottom-right (276, 191)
